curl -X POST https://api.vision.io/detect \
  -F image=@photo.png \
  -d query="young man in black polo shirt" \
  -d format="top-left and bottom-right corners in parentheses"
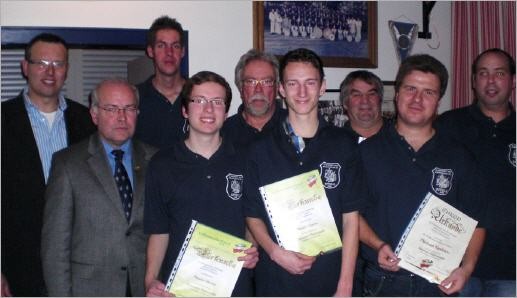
top-left (358, 54), bottom-right (486, 296)
top-left (244, 48), bottom-right (363, 296)
top-left (436, 48), bottom-right (516, 297)
top-left (144, 71), bottom-right (258, 297)
top-left (134, 16), bottom-right (188, 149)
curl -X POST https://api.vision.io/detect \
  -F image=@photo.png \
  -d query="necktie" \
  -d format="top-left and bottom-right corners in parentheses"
top-left (111, 149), bottom-right (133, 222)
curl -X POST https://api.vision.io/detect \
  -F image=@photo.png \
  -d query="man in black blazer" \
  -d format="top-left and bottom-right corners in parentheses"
top-left (1, 33), bottom-right (95, 296)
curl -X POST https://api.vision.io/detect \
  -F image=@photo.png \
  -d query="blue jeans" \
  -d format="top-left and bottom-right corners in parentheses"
top-left (363, 263), bottom-right (446, 297)
top-left (460, 277), bottom-right (516, 297)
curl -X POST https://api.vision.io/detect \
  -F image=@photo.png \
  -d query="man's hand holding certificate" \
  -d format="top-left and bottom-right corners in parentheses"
top-left (394, 193), bottom-right (478, 284)
top-left (259, 170), bottom-right (342, 256)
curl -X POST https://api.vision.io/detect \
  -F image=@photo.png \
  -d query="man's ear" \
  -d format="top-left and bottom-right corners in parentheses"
top-left (90, 106), bottom-right (99, 126)
top-left (146, 45), bottom-right (154, 59)
top-left (21, 60), bottom-right (29, 78)
top-left (319, 79), bottom-right (327, 97)
top-left (181, 105), bottom-right (188, 118)
top-left (278, 83), bottom-right (286, 98)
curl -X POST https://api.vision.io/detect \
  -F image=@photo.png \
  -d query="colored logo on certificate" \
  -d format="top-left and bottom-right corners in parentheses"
top-left (319, 162), bottom-right (341, 189)
top-left (226, 173), bottom-right (244, 200)
top-left (431, 167), bottom-right (453, 196)
top-left (233, 243), bottom-right (247, 253)
top-left (419, 259), bottom-right (433, 268)
top-left (306, 174), bottom-right (318, 188)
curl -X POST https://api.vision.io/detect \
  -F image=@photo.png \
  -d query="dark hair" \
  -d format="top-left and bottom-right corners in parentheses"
top-left (339, 70), bottom-right (384, 105)
top-left (234, 49), bottom-right (279, 90)
top-left (147, 15), bottom-right (185, 47)
top-left (395, 54), bottom-right (448, 98)
top-left (279, 48), bottom-right (325, 83)
top-left (472, 48), bottom-right (516, 76)
top-left (25, 33), bottom-right (68, 61)
top-left (180, 71), bottom-right (232, 113)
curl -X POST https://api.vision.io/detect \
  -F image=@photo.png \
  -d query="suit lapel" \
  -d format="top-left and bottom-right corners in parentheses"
top-left (87, 134), bottom-right (128, 222)
top-left (130, 140), bottom-right (152, 226)
top-left (11, 95), bottom-right (46, 182)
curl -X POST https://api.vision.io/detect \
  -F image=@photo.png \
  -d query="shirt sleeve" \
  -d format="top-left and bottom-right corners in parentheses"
top-left (340, 148), bottom-right (367, 214)
top-left (144, 156), bottom-right (171, 234)
top-left (242, 153), bottom-right (268, 221)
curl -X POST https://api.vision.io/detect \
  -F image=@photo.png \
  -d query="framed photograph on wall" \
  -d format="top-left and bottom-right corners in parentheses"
top-left (253, 1), bottom-right (378, 68)
top-left (318, 89), bottom-right (346, 128)
top-left (382, 81), bottom-right (396, 119)
top-left (318, 82), bottom-right (396, 128)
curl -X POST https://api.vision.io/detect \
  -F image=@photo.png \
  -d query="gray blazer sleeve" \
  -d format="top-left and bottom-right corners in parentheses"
top-left (41, 152), bottom-right (74, 296)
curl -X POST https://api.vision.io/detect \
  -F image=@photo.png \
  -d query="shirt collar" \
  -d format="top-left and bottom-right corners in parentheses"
top-left (23, 86), bottom-right (68, 112)
top-left (101, 138), bottom-right (132, 159)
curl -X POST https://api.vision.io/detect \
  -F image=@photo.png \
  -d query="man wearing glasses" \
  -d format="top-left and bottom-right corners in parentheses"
top-left (222, 49), bottom-right (286, 151)
top-left (41, 78), bottom-right (157, 296)
top-left (1, 33), bottom-right (95, 297)
top-left (144, 71), bottom-right (258, 296)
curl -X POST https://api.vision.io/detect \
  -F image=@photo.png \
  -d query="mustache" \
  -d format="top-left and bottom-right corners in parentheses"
top-left (250, 94), bottom-right (268, 101)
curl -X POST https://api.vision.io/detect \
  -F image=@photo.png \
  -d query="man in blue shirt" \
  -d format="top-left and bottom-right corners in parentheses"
top-left (134, 16), bottom-right (188, 149)
top-left (436, 48), bottom-right (516, 297)
top-left (1, 33), bottom-right (95, 297)
top-left (41, 78), bottom-right (157, 296)
top-left (358, 54), bottom-right (486, 296)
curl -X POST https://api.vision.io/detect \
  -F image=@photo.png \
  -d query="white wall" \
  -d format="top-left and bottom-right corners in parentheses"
top-left (0, 1), bottom-right (452, 114)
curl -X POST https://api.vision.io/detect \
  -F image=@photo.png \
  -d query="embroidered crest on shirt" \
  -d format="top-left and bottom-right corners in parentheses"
top-left (319, 162), bottom-right (341, 189)
top-left (509, 143), bottom-right (516, 167)
top-left (431, 167), bottom-right (454, 196)
top-left (226, 173), bottom-right (244, 200)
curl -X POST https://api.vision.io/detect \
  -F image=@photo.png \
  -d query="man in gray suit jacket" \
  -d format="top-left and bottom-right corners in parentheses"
top-left (41, 78), bottom-right (157, 296)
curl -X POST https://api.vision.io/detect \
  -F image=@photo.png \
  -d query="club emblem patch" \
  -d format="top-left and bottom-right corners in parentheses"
top-left (319, 162), bottom-right (341, 189)
top-left (431, 167), bottom-right (453, 196)
top-left (226, 173), bottom-right (244, 200)
top-left (509, 143), bottom-right (516, 167)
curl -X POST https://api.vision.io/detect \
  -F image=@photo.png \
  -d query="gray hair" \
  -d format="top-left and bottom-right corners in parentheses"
top-left (339, 70), bottom-right (384, 105)
top-left (234, 49), bottom-right (279, 90)
top-left (90, 77), bottom-right (139, 108)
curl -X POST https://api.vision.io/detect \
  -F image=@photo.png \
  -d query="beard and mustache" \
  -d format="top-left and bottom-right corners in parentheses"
top-left (244, 94), bottom-right (273, 116)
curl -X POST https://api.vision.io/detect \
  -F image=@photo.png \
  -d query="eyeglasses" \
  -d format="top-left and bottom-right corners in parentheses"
top-left (97, 105), bottom-right (138, 116)
top-left (189, 97), bottom-right (226, 107)
top-left (28, 59), bottom-right (67, 70)
top-left (242, 78), bottom-right (275, 88)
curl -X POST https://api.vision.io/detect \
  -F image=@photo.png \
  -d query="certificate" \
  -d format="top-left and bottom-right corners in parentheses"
top-left (259, 169), bottom-right (342, 256)
top-left (165, 220), bottom-right (251, 297)
top-left (394, 193), bottom-right (478, 284)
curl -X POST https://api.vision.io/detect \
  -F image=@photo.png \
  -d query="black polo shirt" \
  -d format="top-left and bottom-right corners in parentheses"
top-left (243, 116), bottom-right (364, 296)
top-left (359, 123), bottom-right (486, 273)
top-left (222, 100), bottom-right (286, 151)
top-left (134, 76), bottom-right (188, 149)
top-left (342, 117), bottom-right (393, 144)
top-left (436, 103), bottom-right (516, 280)
top-left (144, 139), bottom-right (251, 296)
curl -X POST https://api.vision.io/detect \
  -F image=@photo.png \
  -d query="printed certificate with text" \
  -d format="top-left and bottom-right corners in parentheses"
top-left (394, 193), bottom-right (478, 284)
top-left (165, 220), bottom-right (251, 297)
top-left (259, 169), bottom-right (342, 256)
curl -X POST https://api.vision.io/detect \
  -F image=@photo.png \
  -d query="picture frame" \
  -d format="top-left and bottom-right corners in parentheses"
top-left (381, 81), bottom-right (396, 119)
top-left (318, 82), bottom-right (396, 128)
top-left (253, 1), bottom-right (378, 68)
